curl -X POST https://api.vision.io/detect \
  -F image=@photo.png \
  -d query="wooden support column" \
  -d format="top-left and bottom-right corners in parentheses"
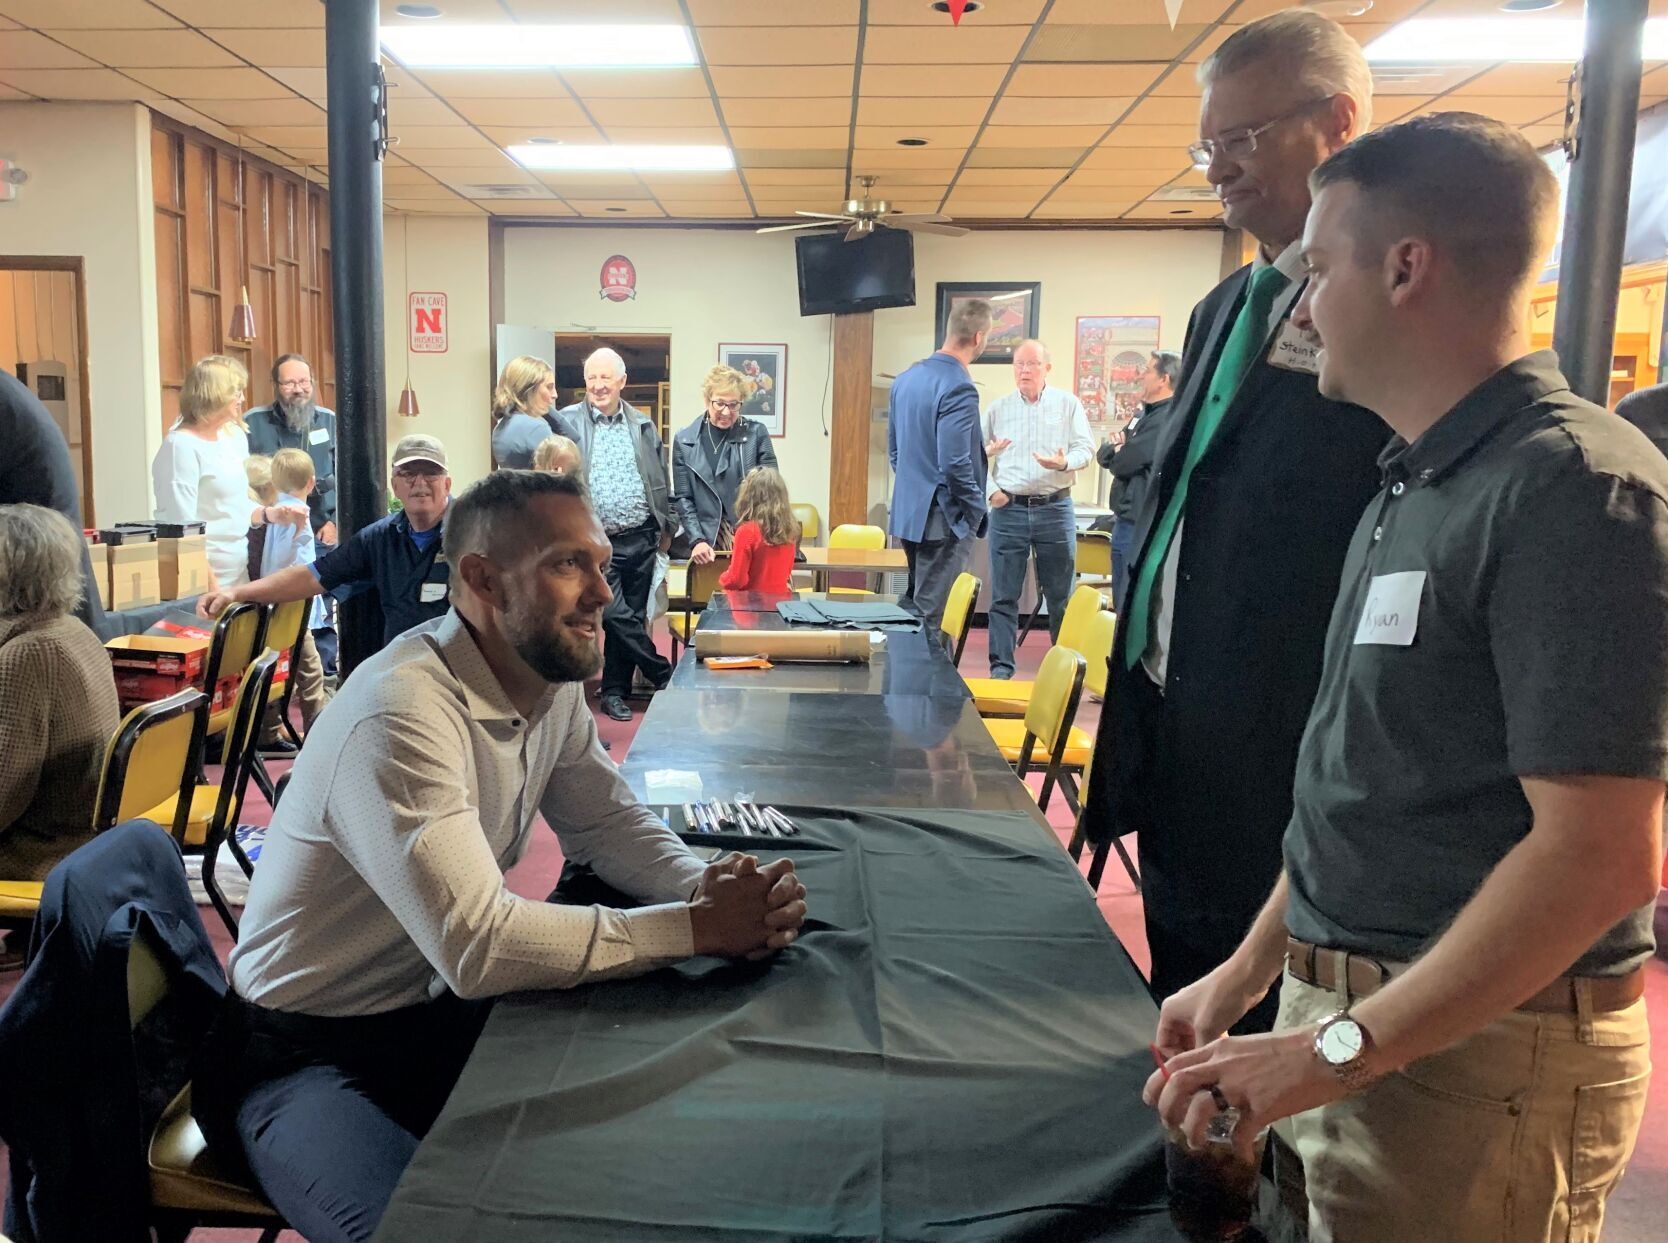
top-left (829, 310), bottom-right (874, 530)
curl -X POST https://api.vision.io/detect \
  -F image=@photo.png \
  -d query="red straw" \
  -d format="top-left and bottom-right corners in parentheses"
top-left (1149, 1043), bottom-right (1172, 1081)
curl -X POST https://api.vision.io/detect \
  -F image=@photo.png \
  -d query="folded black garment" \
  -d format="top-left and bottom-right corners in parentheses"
top-left (776, 600), bottom-right (922, 632)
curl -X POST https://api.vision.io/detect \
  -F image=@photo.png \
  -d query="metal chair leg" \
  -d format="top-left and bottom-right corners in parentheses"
top-left (1085, 836), bottom-right (1141, 893)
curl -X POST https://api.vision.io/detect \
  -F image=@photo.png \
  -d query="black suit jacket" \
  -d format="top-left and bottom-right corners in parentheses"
top-left (1098, 397), bottom-right (1172, 521)
top-left (1616, 383), bottom-right (1668, 458)
top-left (1083, 263), bottom-right (1389, 934)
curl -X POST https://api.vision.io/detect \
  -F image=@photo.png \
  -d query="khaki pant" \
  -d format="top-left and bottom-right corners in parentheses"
top-left (1277, 969), bottom-right (1650, 1243)
top-left (260, 629), bottom-right (328, 744)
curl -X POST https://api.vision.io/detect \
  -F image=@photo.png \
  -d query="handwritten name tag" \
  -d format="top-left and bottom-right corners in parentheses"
top-left (420, 581), bottom-right (447, 603)
top-left (1267, 319), bottom-right (1322, 375)
top-left (309, 427), bottom-right (331, 445)
top-left (1353, 570), bottom-right (1425, 647)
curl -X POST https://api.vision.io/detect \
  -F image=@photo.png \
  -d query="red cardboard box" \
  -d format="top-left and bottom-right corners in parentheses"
top-left (105, 634), bottom-right (210, 709)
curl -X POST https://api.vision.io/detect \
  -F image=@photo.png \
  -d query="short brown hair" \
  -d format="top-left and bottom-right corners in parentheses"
top-left (701, 363), bottom-right (756, 406)
top-left (1310, 112), bottom-right (1559, 301)
top-left (947, 298), bottom-right (993, 347)
top-left (271, 447), bottom-right (316, 495)
top-left (271, 352), bottom-right (310, 388)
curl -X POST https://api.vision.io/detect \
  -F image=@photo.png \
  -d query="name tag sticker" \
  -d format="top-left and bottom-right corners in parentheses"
top-left (1353, 570), bottom-right (1425, 647)
top-left (309, 427), bottom-right (331, 445)
top-left (1267, 320), bottom-right (1322, 375)
top-left (420, 582), bottom-right (447, 603)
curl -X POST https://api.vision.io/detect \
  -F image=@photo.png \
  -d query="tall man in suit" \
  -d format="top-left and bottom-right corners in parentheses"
top-left (887, 299), bottom-right (992, 644)
top-left (1082, 10), bottom-right (1389, 1031)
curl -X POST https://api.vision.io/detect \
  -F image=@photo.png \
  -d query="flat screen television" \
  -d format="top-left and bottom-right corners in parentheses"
top-left (795, 227), bottom-right (916, 316)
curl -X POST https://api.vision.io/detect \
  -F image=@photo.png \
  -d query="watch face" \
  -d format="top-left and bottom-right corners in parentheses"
top-left (1319, 1019), bottom-right (1365, 1066)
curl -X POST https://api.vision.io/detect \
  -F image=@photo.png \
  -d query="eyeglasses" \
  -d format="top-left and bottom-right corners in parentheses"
top-left (277, 379), bottom-right (312, 391)
top-left (394, 465), bottom-right (444, 481)
top-left (1014, 361), bottom-right (1046, 371)
top-left (710, 399), bottom-right (743, 413)
top-left (1187, 99), bottom-right (1331, 170)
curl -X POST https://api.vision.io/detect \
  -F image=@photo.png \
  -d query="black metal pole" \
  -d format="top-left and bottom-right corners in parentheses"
top-left (1552, 0), bottom-right (1647, 406)
top-left (325, 0), bottom-right (387, 675)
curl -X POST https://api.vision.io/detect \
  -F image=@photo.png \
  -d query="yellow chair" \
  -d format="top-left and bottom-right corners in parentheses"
top-left (248, 595), bottom-right (312, 803)
top-left (1066, 748), bottom-right (1141, 893)
top-left (964, 585), bottom-right (1107, 717)
top-left (827, 523), bottom-right (886, 596)
top-left (130, 927), bottom-right (287, 1241)
top-left (666, 554), bottom-right (730, 664)
top-left (197, 651), bottom-right (280, 939)
top-left (1076, 528), bottom-right (1114, 601)
top-left (791, 503), bottom-right (822, 545)
top-left (203, 601), bottom-right (268, 743)
top-left (940, 572), bottom-right (981, 669)
top-left (985, 646), bottom-right (1087, 815)
top-left (0, 688), bottom-right (209, 924)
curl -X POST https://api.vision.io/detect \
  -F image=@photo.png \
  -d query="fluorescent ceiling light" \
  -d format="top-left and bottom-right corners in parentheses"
top-left (1365, 17), bottom-right (1668, 62)
top-left (508, 144), bottom-right (734, 172)
top-left (381, 24), bottom-right (695, 68)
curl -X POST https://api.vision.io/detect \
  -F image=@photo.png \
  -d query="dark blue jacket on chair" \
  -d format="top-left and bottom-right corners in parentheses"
top-left (0, 820), bottom-right (226, 1243)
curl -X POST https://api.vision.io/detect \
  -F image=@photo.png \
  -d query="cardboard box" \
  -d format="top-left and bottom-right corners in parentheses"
top-left (105, 634), bottom-right (210, 708)
top-left (157, 534), bottom-right (211, 600)
top-left (85, 538), bottom-right (112, 610)
top-left (107, 541), bottom-right (161, 610)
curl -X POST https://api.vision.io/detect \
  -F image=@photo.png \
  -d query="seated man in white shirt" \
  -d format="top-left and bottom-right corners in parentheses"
top-left (192, 469), bottom-right (807, 1243)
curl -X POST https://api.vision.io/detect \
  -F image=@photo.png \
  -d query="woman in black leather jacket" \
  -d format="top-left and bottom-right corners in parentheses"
top-left (670, 364), bottom-right (779, 564)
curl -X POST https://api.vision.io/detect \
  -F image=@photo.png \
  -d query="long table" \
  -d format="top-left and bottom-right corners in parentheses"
top-left (373, 596), bottom-right (1289, 1241)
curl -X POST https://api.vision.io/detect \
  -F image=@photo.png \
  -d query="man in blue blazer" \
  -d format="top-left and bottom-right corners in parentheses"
top-left (888, 299), bottom-right (993, 643)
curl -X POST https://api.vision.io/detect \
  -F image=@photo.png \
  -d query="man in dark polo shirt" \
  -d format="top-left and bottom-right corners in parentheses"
top-left (1144, 115), bottom-right (1667, 1242)
top-left (198, 434), bottom-right (453, 651)
top-left (246, 354), bottom-right (339, 542)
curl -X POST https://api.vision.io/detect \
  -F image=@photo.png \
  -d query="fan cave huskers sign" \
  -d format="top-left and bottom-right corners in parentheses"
top-left (600, 254), bottom-right (638, 302)
top-left (409, 292), bottom-right (448, 354)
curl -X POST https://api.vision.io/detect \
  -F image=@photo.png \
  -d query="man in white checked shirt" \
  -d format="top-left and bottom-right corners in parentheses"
top-left (981, 339), bottom-right (1096, 678)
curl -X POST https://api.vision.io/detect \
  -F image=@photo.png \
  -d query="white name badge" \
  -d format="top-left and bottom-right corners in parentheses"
top-left (419, 582), bottom-right (447, 603)
top-left (309, 427), bottom-right (331, 445)
top-left (1267, 319), bottom-right (1322, 375)
top-left (1353, 570), bottom-right (1425, 647)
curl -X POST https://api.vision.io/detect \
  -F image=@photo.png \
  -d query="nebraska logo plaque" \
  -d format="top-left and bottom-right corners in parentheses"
top-left (600, 254), bottom-right (638, 302)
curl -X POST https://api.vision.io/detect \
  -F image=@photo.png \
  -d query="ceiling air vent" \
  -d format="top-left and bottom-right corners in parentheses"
top-left (460, 183), bottom-right (544, 198)
top-left (1149, 187), bottom-right (1220, 202)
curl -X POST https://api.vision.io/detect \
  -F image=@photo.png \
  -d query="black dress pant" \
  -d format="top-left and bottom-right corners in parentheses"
top-left (601, 520), bottom-right (672, 699)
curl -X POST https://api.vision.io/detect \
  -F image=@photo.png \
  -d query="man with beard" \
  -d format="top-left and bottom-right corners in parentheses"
top-left (247, 353), bottom-right (338, 542)
top-left (192, 470), bottom-right (808, 1243)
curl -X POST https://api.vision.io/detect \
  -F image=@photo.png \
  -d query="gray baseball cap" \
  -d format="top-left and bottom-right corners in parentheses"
top-left (392, 434), bottom-right (447, 471)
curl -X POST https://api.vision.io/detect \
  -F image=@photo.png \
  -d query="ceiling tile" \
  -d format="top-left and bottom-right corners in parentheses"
top-left (241, 125), bottom-right (330, 148)
top-left (1455, 96), bottom-right (1577, 126)
top-left (855, 96), bottom-right (993, 126)
top-left (989, 95), bottom-right (1135, 126)
top-left (981, 124), bottom-right (1109, 147)
top-left (660, 205), bottom-right (753, 219)
top-left (382, 66), bottom-right (436, 97)
top-left (447, 97), bottom-right (590, 127)
top-left (729, 126), bottom-right (848, 149)
top-left (950, 183), bottom-right (1055, 202)
top-left (584, 96), bottom-right (719, 127)
top-left (851, 146), bottom-right (967, 168)
top-left (863, 25), bottom-right (1027, 64)
top-left (851, 169), bottom-right (953, 187)
top-left (1060, 168), bottom-right (1182, 190)
top-left (735, 149), bottom-right (846, 168)
top-left (1027, 23), bottom-right (1209, 63)
top-left (1446, 64), bottom-right (1577, 97)
top-left (399, 157), bottom-right (527, 179)
top-left (0, 0), bottom-right (181, 27)
top-left (1181, 25), bottom-right (1236, 65)
top-left (532, 171), bottom-right (651, 193)
top-left (387, 126), bottom-right (500, 152)
top-left (1147, 69), bottom-right (1205, 98)
top-left (1047, 183), bottom-right (1154, 204)
top-left (561, 68), bottom-right (711, 98)
top-left (742, 168), bottom-right (848, 186)
top-left (1046, 0), bottom-right (1233, 20)
top-left (724, 97), bottom-right (851, 126)
top-left (0, 16), bottom-right (16, 29)
top-left (379, 183), bottom-right (480, 201)
top-left (182, 98), bottom-right (329, 128)
top-left (383, 0), bottom-right (514, 19)
top-left (503, 0), bottom-right (683, 18)
top-left (478, 124), bottom-right (605, 146)
top-left (870, 0), bottom-right (1046, 20)
top-left (126, 67), bottom-right (293, 98)
top-left (1121, 95), bottom-right (1203, 127)
top-left (0, 31), bottom-right (98, 70)
top-left (389, 199), bottom-right (486, 214)
top-left (858, 64), bottom-right (1009, 97)
top-left (394, 146), bottom-right (519, 167)
top-left (383, 165), bottom-right (448, 186)
top-left (1519, 125), bottom-right (1563, 152)
top-left (152, 0), bottom-right (321, 26)
top-left (636, 174), bottom-right (744, 198)
top-left (711, 66), bottom-right (854, 97)
top-left (0, 81), bottom-right (29, 98)
top-left (0, 68), bottom-right (153, 100)
top-left (689, 0), bottom-right (859, 21)
top-left (48, 28), bottom-right (241, 68)
top-left (485, 201), bottom-right (579, 216)
top-left (855, 124), bottom-right (979, 147)
top-left (1122, 202), bottom-right (1221, 221)
top-left (963, 147), bottom-right (1080, 169)
top-left (698, 26), bottom-right (858, 67)
top-left (200, 28), bottom-right (325, 67)
top-left (384, 96), bottom-right (466, 125)
top-left (1030, 202), bottom-right (1138, 219)
top-left (953, 167), bottom-right (1060, 186)
top-left (943, 200), bottom-right (1041, 218)
top-left (570, 200), bottom-right (668, 217)
top-left (415, 69), bottom-right (572, 99)
top-left (1007, 63), bottom-right (1163, 96)
top-left (1101, 124), bottom-right (1197, 148)
top-left (264, 67), bottom-right (326, 100)
top-left (1079, 146), bottom-right (1193, 172)
top-left (606, 125), bottom-right (728, 143)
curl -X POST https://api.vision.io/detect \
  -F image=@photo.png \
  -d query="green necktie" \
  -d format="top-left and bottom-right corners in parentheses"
top-left (1123, 264), bottom-right (1290, 669)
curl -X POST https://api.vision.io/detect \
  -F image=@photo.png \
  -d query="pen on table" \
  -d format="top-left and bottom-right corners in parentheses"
top-left (749, 802), bottom-right (778, 837)
top-left (766, 806), bottom-right (798, 836)
top-left (682, 803), bottom-right (697, 832)
top-left (695, 803), bottom-right (715, 834)
top-left (736, 799), bottom-right (763, 835)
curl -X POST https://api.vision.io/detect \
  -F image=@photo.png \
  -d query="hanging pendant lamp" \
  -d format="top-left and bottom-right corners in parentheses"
top-left (228, 135), bottom-right (257, 344)
top-left (397, 214), bottom-right (420, 415)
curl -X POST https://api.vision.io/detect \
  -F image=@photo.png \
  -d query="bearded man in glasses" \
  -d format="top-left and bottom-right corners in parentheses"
top-left (1081, 10), bottom-right (1389, 1034)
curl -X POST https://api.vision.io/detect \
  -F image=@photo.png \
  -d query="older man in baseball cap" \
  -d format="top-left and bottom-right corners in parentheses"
top-left (201, 434), bottom-right (457, 650)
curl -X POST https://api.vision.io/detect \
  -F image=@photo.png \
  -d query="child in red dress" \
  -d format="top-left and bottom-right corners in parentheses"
top-left (719, 466), bottom-right (798, 594)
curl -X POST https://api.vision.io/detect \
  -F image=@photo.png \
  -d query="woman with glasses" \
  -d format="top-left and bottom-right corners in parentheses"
top-left (670, 364), bottom-right (779, 565)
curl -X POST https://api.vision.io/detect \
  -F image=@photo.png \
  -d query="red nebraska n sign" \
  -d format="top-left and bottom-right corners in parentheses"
top-left (409, 291), bottom-right (448, 354)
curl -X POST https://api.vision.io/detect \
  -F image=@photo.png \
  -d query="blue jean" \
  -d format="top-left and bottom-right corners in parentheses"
top-left (986, 496), bottom-right (1077, 677)
top-left (1110, 518), bottom-right (1137, 614)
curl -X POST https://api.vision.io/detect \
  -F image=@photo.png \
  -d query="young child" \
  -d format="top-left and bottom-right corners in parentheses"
top-left (532, 434), bottom-right (583, 477)
top-left (719, 466), bottom-right (798, 595)
top-left (250, 447), bottom-right (329, 745)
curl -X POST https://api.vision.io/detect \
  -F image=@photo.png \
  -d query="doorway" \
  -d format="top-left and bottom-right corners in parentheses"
top-left (555, 333), bottom-right (673, 461)
top-left (0, 257), bottom-right (95, 523)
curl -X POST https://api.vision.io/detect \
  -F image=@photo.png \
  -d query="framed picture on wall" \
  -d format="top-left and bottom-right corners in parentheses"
top-left (1072, 315), bottom-right (1162, 435)
top-left (934, 281), bottom-right (1041, 365)
top-left (717, 342), bottom-right (787, 437)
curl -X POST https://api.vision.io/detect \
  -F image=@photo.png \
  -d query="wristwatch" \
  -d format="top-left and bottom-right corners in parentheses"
top-left (1313, 1010), bottom-right (1377, 1092)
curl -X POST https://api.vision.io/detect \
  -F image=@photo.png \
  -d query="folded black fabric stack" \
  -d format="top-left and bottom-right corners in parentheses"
top-left (775, 599), bottom-right (921, 632)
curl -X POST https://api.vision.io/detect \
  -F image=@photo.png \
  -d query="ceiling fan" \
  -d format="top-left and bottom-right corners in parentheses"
top-left (757, 175), bottom-right (969, 241)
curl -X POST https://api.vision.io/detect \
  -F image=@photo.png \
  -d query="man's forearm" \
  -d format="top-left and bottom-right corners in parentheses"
top-left (1228, 871), bottom-right (1292, 994)
top-left (234, 564), bottom-right (325, 606)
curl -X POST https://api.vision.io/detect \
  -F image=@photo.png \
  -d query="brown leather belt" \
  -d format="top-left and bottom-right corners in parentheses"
top-left (1285, 937), bottom-right (1645, 1014)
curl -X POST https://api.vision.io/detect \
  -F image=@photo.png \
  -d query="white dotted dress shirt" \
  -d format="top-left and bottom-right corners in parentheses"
top-left (229, 610), bottom-right (707, 1017)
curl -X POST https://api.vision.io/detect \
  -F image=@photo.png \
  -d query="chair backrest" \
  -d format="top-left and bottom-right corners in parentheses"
top-left (204, 601), bottom-right (267, 731)
top-left (1076, 529), bottom-right (1113, 579)
top-left (128, 922), bottom-right (169, 1031)
top-left (212, 651), bottom-right (281, 841)
top-left (92, 687), bottom-right (211, 837)
top-left (1055, 584), bottom-right (1108, 653)
top-left (1080, 609), bottom-right (1118, 699)
top-left (791, 503), bottom-right (822, 543)
top-left (1023, 645), bottom-right (1087, 758)
top-left (829, 523), bottom-right (885, 551)
top-left (940, 571), bottom-right (981, 668)
top-left (687, 554), bottom-right (729, 607)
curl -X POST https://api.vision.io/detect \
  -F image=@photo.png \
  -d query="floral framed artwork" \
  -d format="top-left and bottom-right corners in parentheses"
top-left (717, 342), bottom-right (787, 437)
top-left (934, 281), bottom-right (1041, 364)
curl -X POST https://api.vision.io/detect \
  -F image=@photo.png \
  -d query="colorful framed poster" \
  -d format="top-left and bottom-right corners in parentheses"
top-left (718, 342), bottom-right (787, 437)
top-left (1073, 315), bottom-right (1162, 436)
top-left (934, 281), bottom-right (1041, 364)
